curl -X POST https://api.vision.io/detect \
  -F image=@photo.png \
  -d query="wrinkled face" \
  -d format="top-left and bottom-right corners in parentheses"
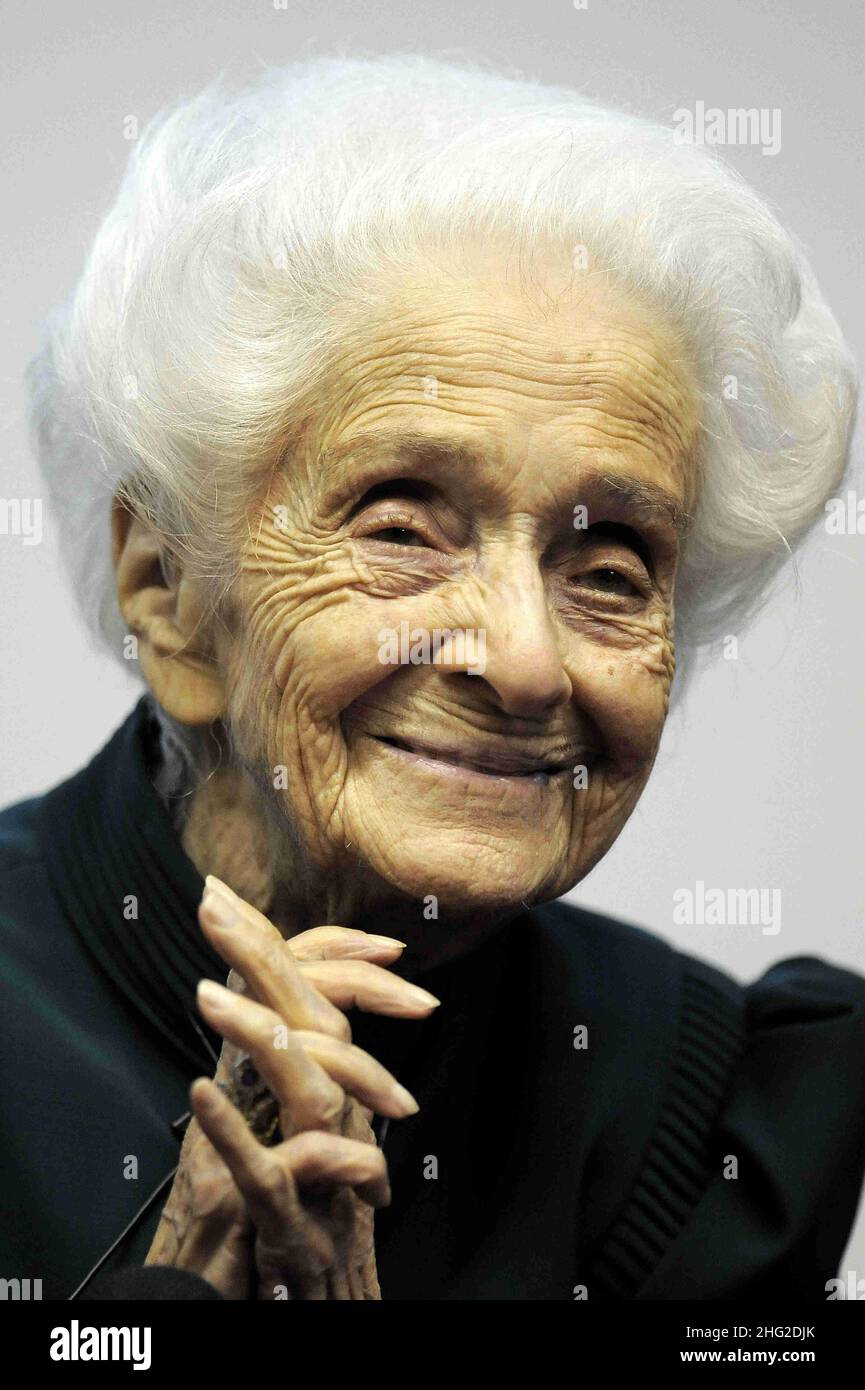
top-left (217, 242), bottom-right (701, 920)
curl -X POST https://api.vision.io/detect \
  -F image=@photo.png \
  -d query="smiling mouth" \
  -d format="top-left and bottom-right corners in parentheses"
top-left (371, 734), bottom-right (576, 784)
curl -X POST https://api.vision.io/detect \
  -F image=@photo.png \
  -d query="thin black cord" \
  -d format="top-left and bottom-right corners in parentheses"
top-left (68, 1164), bottom-right (179, 1300)
top-left (68, 1009), bottom-right (392, 1299)
top-left (186, 1007), bottom-right (221, 1070)
top-left (66, 1011), bottom-right (216, 1301)
top-left (68, 1120), bottom-right (390, 1299)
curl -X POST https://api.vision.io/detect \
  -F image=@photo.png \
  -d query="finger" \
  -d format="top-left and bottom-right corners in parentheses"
top-left (199, 878), bottom-right (439, 1033)
top-left (206, 880), bottom-right (407, 961)
top-left (329, 1271), bottom-right (353, 1301)
top-left (189, 1079), bottom-right (333, 1272)
top-left (290, 1029), bottom-right (418, 1118)
top-left (298, 958), bottom-right (441, 1019)
top-left (197, 980), bottom-right (347, 1133)
top-left (198, 882), bottom-right (350, 1039)
top-left (201, 979), bottom-right (419, 1119)
top-left (278, 1130), bottom-right (391, 1209)
top-left (361, 1260), bottom-right (381, 1299)
top-left (287, 925), bottom-right (407, 964)
top-left (192, 1081), bottom-right (389, 1224)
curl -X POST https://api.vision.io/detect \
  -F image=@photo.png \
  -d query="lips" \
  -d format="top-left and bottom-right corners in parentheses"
top-left (371, 734), bottom-right (576, 780)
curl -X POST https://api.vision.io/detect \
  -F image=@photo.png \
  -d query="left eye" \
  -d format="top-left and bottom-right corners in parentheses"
top-left (575, 567), bottom-right (641, 596)
top-left (371, 525), bottom-right (428, 546)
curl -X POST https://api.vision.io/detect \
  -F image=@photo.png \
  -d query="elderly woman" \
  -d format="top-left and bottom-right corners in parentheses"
top-left (2, 53), bottom-right (864, 1303)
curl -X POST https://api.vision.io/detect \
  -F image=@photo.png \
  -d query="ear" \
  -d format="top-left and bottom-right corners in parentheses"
top-left (111, 495), bottom-right (227, 726)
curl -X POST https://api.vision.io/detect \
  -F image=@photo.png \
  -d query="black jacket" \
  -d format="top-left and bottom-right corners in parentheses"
top-left (1, 697), bottom-right (864, 1300)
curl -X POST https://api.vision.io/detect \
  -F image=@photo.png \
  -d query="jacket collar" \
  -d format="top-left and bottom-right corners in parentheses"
top-left (37, 696), bottom-right (225, 1072)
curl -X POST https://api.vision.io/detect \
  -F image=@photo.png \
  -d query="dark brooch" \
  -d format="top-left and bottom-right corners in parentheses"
top-left (217, 1052), bottom-right (282, 1146)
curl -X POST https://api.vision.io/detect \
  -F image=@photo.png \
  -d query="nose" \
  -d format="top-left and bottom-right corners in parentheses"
top-left (451, 551), bottom-right (573, 719)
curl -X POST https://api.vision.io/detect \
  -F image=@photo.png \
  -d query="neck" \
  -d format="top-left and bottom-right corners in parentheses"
top-left (179, 762), bottom-right (278, 918)
top-left (176, 759), bottom-right (514, 975)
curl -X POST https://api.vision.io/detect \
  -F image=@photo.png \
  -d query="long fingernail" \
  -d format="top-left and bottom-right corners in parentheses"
top-left (200, 889), bottom-right (237, 930)
top-left (406, 985), bottom-right (441, 1008)
top-left (367, 935), bottom-right (407, 948)
top-left (197, 978), bottom-right (232, 1010)
top-left (392, 1083), bottom-right (420, 1115)
top-left (190, 1076), bottom-right (221, 1109)
top-left (204, 874), bottom-right (235, 900)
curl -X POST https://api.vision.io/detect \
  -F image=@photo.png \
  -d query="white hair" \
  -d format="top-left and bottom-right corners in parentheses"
top-left (26, 51), bottom-right (857, 785)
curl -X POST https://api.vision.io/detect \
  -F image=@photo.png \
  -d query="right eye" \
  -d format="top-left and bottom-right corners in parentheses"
top-left (571, 566), bottom-right (643, 598)
top-left (369, 523), bottom-right (429, 547)
top-left (359, 506), bottom-right (435, 548)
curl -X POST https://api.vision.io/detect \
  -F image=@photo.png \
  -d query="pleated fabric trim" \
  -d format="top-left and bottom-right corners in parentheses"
top-left (585, 959), bottom-right (746, 1298)
top-left (35, 697), bottom-right (226, 1074)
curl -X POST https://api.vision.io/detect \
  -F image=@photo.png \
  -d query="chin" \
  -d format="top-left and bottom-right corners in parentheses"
top-left (352, 828), bottom-right (574, 916)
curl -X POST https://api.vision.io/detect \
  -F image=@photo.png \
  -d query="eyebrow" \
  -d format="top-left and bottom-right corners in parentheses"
top-left (318, 428), bottom-right (690, 536)
top-left (319, 428), bottom-right (479, 484)
top-left (591, 474), bottom-right (691, 537)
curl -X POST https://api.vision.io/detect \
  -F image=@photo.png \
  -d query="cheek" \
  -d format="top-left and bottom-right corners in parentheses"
top-left (244, 567), bottom-right (481, 724)
top-left (226, 541), bottom-right (389, 718)
top-left (568, 620), bottom-right (675, 779)
top-left (220, 550), bottom-right (460, 824)
top-left (556, 631), bottom-right (673, 883)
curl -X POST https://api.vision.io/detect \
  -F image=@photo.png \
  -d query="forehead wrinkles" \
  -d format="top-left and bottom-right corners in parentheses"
top-left (314, 293), bottom-right (702, 480)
